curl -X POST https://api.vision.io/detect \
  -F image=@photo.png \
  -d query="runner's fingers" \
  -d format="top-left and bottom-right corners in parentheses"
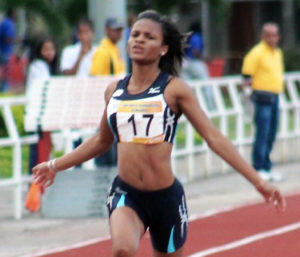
top-left (34, 175), bottom-right (47, 186)
top-left (277, 194), bottom-right (286, 213)
top-left (272, 191), bottom-right (286, 213)
top-left (34, 170), bottom-right (43, 177)
top-left (45, 178), bottom-right (54, 188)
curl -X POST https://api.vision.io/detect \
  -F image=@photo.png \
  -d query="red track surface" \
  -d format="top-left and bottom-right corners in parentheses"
top-left (40, 193), bottom-right (300, 257)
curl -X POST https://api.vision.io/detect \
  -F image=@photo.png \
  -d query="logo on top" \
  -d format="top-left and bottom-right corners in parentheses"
top-left (113, 89), bottom-right (124, 97)
top-left (148, 87), bottom-right (160, 94)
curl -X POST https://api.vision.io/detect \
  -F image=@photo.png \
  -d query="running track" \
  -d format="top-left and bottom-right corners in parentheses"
top-left (32, 193), bottom-right (300, 257)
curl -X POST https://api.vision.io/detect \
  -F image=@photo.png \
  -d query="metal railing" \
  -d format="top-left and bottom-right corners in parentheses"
top-left (1, 73), bottom-right (300, 219)
top-left (172, 74), bottom-right (300, 180)
top-left (0, 96), bottom-right (37, 219)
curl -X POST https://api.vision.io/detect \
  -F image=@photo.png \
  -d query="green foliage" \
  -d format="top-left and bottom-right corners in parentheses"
top-left (151, 0), bottom-right (186, 13)
top-left (133, 0), bottom-right (186, 13)
top-left (176, 123), bottom-right (186, 148)
top-left (131, 0), bottom-right (232, 15)
top-left (209, 0), bottom-right (232, 25)
top-left (0, 109), bottom-right (8, 137)
top-left (210, 0), bottom-right (225, 6)
top-left (283, 48), bottom-right (300, 72)
top-left (0, 93), bottom-right (11, 137)
top-left (0, 147), bottom-right (12, 178)
top-left (58, 0), bottom-right (88, 26)
top-left (0, 146), bottom-right (30, 178)
top-left (175, 123), bottom-right (203, 149)
top-left (0, 0), bottom-right (87, 46)
top-left (12, 105), bottom-right (26, 136)
top-left (0, 95), bottom-right (26, 137)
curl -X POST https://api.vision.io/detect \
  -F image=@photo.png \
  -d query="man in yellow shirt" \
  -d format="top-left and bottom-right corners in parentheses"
top-left (90, 17), bottom-right (125, 75)
top-left (242, 23), bottom-right (284, 182)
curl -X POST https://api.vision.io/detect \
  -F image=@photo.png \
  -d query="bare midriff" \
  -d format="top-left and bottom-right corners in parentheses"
top-left (117, 142), bottom-right (175, 191)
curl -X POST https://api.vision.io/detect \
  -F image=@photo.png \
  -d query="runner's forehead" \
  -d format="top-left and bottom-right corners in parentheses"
top-left (132, 19), bottom-right (163, 36)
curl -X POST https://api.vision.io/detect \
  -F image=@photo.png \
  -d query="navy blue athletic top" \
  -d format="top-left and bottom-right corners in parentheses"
top-left (107, 72), bottom-right (180, 144)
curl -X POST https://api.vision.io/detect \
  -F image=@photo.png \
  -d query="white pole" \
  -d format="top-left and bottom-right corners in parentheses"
top-left (3, 105), bottom-right (22, 219)
top-left (201, 0), bottom-right (210, 58)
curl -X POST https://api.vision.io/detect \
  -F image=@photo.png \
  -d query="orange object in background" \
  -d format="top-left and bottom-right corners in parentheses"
top-left (25, 183), bottom-right (42, 212)
top-left (25, 132), bottom-right (52, 212)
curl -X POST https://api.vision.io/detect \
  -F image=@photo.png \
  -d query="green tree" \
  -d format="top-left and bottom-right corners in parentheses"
top-left (132, 0), bottom-right (187, 13)
top-left (0, 0), bottom-right (88, 46)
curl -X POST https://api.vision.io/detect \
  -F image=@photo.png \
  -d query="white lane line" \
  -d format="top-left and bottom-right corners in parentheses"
top-left (19, 236), bottom-right (110, 257)
top-left (20, 191), bottom-right (300, 257)
top-left (188, 222), bottom-right (300, 257)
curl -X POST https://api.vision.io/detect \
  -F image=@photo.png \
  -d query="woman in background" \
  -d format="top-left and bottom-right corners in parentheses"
top-left (25, 37), bottom-right (58, 212)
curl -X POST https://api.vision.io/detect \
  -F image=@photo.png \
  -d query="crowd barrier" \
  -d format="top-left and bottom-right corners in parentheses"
top-left (172, 73), bottom-right (300, 180)
top-left (1, 73), bottom-right (300, 219)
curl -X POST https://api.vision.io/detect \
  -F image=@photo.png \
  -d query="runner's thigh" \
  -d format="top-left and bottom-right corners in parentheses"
top-left (110, 207), bottom-right (145, 256)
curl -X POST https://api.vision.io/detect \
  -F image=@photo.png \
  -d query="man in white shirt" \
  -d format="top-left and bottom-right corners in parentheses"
top-left (60, 18), bottom-right (96, 77)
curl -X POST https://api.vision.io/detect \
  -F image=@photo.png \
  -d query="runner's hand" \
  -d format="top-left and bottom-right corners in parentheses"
top-left (33, 162), bottom-right (56, 188)
top-left (255, 182), bottom-right (286, 213)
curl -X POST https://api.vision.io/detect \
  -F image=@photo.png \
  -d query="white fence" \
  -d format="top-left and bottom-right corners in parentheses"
top-left (0, 96), bottom-right (37, 219)
top-left (1, 73), bottom-right (300, 219)
top-left (172, 73), bottom-right (300, 181)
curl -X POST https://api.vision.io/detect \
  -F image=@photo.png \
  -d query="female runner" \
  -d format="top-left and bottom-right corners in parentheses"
top-left (33, 10), bottom-right (286, 257)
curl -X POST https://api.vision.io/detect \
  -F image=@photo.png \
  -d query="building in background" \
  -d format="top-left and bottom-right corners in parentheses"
top-left (127, 0), bottom-right (299, 74)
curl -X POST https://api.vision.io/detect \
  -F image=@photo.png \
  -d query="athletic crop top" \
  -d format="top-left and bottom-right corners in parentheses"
top-left (107, 72), bottom-right (180, 144)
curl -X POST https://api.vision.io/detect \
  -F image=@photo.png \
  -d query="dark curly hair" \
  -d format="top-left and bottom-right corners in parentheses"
top-left (32, 37), bottom-right (59, 75)
top-left (136, 10), bottom-right (186, 76)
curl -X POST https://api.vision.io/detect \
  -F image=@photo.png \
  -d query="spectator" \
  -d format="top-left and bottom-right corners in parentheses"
top-left (0, 9), bottom-right (18, 92)
top-left (60, 18), bottom-right (96, 165)
top-left (242, 23), bottom-right (284, 182)
top-left (90, 17), bottom-right (125, 166)
top-left (181, 21), bottom-right (214, 110)
top-left (60, 18), bottom-right (96, 77)
top-left (25, 37), bottom-right (59, 212)
top-left (90, 17), bottom-right (125, 76)
top-left (181, 21), bottom-right (209, 80)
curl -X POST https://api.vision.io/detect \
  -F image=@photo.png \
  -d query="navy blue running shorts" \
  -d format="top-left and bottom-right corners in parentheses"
top-left (106, 176), bottom-right (189, 253)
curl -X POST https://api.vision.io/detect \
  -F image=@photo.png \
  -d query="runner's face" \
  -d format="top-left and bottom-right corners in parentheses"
top-left (128, 19), bottom-right (168, 64)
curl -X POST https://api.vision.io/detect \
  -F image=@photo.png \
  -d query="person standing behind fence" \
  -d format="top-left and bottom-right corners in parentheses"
top-left (0, 9), bottom-right (18, 92)
top-left (181, 21), bottom-right (215, 110)
top-left (60, 18), bottom-right (96, 77)
top-left (90, 17), bottom-right (125, 166)
top-left (242, 23), bottom-right (284, 182)
top-left (181, 21), bottom-right (209, 80)
top-left (90, 17), bottom-right (125, 76)
top-left (60, 18), bottom-right (96, 160)
top-left (25, 37), bottom-right (59, 212)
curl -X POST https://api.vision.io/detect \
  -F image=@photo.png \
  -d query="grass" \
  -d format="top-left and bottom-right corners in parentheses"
top-left (0, 145), bottom-right (64, 179)
top-left (0, 145), bottom-right (30, 179)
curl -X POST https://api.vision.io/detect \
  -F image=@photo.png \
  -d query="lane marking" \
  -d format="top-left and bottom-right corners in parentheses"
top-left (19, 236), bottom-right (110, 257)
top-left (188, 222), bottom-right (300, 257)
top-left (20, 192), bottom-right (300, 257)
